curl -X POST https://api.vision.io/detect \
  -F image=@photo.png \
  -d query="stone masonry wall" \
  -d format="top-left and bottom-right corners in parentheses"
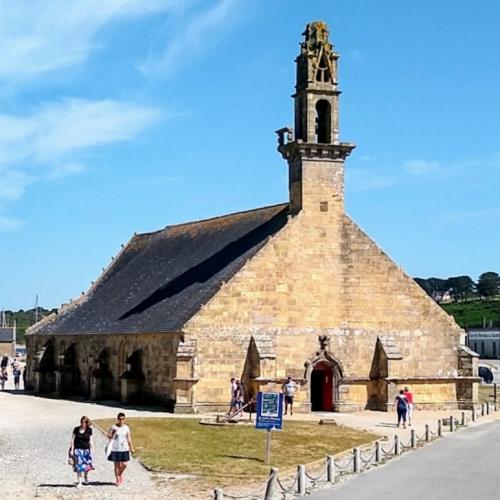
top-left (185, 167), bottom-right (467, 410)
top-left (26, 332), bottom-right (180, 407)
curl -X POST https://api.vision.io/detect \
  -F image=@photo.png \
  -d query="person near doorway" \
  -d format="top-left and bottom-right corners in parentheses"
top-left (12, 365), bottom-right (21, 390)
top-left (0, 367), bottom-right (7, 390)
top-left (282, 376), bottom-right (298, 415)
top-left (395, 390), bottom-right (408, 429)
top-left (229, 377), bottom-right (239, 414)
top-left (69, 415), bottom-right (94, 487)
top-left (403, 386), bottom-right (414, 426)
top-left (107, 412), bottom-right (135, 486)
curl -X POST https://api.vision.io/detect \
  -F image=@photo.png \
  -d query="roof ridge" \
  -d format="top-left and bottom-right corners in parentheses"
top-left (134, 202), bottom-right (289, 238)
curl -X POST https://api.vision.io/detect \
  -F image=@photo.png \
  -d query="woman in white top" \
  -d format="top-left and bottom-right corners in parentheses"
top-left (107, 412), bottom-right (135, 486)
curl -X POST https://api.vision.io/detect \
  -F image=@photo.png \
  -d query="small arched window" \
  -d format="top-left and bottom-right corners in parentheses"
top-left (316, 53), bottom-right (331, 83)
top-left (315, 100), bottom-right (331, 144)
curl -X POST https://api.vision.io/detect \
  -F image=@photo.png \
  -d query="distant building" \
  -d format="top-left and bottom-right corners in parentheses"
top-left (467, 328), bottom-right (500, 359)
top-left (0, 327), bottom-right (16, 358)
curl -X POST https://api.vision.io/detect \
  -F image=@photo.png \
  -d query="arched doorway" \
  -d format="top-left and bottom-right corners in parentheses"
top-left (60, 344), bottom-right (81, 396)
top-left (311, 362), bottom-right (334, 411)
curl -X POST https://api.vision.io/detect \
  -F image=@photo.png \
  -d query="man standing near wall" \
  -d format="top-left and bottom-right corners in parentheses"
top-left (282, 376), bottom-right (298, 415)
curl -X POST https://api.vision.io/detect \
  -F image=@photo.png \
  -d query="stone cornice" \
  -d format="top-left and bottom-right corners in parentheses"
top-left (278, 141), bottom-right (356, 162)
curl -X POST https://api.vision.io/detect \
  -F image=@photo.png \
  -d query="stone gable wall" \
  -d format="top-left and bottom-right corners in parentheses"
top-left (185, 192), bottom-right (466, 410)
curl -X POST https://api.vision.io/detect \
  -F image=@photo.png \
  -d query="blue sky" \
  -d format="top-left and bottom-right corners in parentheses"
top-left (1, 0), bottom-right (499, 310)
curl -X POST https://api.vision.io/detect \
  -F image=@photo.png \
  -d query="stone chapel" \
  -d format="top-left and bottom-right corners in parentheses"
top-left (26, 21), bottom-right (479, 413)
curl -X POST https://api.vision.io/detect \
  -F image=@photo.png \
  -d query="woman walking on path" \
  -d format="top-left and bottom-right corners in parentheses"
top-left (69, 416), bottom-right (95, 487)
top-left (107, 412), bottom-right (135, 486)
top-left (395, 390), bottom-right (408, 429)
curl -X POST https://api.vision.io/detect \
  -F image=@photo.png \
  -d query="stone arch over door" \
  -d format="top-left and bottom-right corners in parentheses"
top-left (91, 347), bottom-right (115, 400)
top-left (37, 340), bottom-right (57, 393)
top-left (59, 343), bottom-right (81, 396)
top-left (120, 347), bottom-right (145, 404)
top-left (305, 350), bottom-right (343, 412)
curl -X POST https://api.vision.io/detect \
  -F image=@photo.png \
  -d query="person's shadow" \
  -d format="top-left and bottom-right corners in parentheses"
top-left (38, 481), bottom-right (115, 488)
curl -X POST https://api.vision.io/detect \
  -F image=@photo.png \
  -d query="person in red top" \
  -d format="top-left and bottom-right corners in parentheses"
top-left (404, 387), bottom-right (414, 427)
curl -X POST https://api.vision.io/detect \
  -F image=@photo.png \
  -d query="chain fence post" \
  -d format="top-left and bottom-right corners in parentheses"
top-left (375, 441), bottom-right (381, 463)
top-left (461, 411), bottom-right (466, 426)
top-left (472, 407), bottom-right (476, 422)
top-left (327, 455), bottom-right (335, 483)
top-left (411, 429), bottom-right (416, 448)
top-left (481, 403), bottom-right (485, 417)
top-left (487, 402), bottom-right (490, 415)
top-left (352, 448), bottom-right (360, 473)
top-left (264, 467), bottom-right (278, 500)
top-left (394, 435), bottom-right (400, 456)
top-left (450, 415), bottom-right (455, 432)
top-left (425, 424), bottom-right (430, 442)
top-left (297, 465), bottom-right (306, 496)
top-left (438, 419), bottom-right (442, 437)
top-left (214, 488), bottom-right (224, 500)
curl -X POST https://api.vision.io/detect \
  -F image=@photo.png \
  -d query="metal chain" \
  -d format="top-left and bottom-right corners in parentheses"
top-left (304, 466), bottom-right (327, 483)
top-left (334, 455), bottom-right (354, 471)
top-left (381, 442), bottom-right (395, 456)
top-left (276, 473), bottom-right (298, 494)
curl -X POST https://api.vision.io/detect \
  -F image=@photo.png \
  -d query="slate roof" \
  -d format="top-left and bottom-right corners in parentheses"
top-left (33, 203), bottom-right (289, 336)
top-left (0, 327), bottom-right (15, 342)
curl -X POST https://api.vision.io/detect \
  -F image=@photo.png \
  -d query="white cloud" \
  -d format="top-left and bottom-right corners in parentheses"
top-left (140, 0), bottom-right (239, 77)
top-left (0, 215), bottom-right (23, 231)
top-left (404, 159), bottom-right (442, 177)
top-left (0, 0), bottom-right (183, 80)
top-left (0, 98), bottom-right (160, 201)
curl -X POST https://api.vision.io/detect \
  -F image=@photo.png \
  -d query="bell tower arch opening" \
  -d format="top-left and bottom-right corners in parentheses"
top-left (315, 99), bottom-right (331, 144)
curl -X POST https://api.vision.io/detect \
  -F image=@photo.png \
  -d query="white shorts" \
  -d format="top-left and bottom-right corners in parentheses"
top-left (407, 403), bottom-right (413, 418)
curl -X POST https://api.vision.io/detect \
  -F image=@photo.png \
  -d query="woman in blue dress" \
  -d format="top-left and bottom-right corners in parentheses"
top-left (69, 415), bottom-right (95, 487)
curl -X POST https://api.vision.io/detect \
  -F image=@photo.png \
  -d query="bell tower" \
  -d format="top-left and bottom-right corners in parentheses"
top-left (276, 21), bottom-right (355, 215)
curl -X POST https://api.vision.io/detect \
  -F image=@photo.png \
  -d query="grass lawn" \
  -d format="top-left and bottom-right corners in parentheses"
top-left (478, 385), bottom-right (499, 404)
top-left (441, 298), bottom-right (500, 328)
top-left (94, 418), bottom-right (377, 478)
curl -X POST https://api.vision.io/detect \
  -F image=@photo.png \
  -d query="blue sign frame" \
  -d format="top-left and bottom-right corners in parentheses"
top-left (256, 391), bottom-right (283, 430)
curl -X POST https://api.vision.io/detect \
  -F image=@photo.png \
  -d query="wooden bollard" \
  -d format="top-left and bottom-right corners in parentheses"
top-left (326, 455), bottom-right (335, 483)
top-left (438, 419), bottom-right (442, 437)
top-left (425, 424), bottom-right (430, 442)
top-left (411, 429), bottom-right (416, 448)
top-left (394, 435), bottom-right (401, 456)
top-left (472, 408), bottom-right (476, 422)
top-left (375, 441), bottom-right (381, 463)
top-left (482, 403), bottom-right (485, 417)
top-left (297, 465), bottom-right (306, 496)
top-left (461, 411), bottom-right (466, 426)
top-left (450, 415), bottom-right (455, 432)
top-left (353, 448), bottom-right (360, 473)
top-left (264, 467), bottom-right (278, 500)
top-left (214, 488), bottom-right (224, 499)
top-left (487, 402), bottom-right (490, 415)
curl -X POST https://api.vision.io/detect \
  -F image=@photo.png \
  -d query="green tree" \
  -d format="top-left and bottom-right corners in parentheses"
top-left (446, 275), bottom-right (475, 302)
top-left (477, 272), bottom-right (500, 298)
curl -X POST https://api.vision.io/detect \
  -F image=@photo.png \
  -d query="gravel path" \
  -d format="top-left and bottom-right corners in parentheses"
top-left (0, 379), bottom-right (179, 499)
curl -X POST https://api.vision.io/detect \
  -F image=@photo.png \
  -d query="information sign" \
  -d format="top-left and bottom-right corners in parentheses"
top-left (256, 391), bottom-right (283, 431)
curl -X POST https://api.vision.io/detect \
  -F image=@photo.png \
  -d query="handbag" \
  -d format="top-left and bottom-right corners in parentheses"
top-left (67, 448), bottom-right (75, 466)
top-left (105, 439), bottom-right (113, 458)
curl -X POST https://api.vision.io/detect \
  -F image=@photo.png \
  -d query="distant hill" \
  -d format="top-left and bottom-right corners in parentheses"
top-left (2, 308), bottom-right (57, 344)
top-left (440, 298), bottom-right (500, 329)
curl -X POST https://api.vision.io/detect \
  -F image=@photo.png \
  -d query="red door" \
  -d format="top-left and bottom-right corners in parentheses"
top-left (311, 362), bottom-right (334, 411)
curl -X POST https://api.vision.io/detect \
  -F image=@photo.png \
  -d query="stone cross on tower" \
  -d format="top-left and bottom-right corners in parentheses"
top-left (276, 21), bottom-right (355, 215)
